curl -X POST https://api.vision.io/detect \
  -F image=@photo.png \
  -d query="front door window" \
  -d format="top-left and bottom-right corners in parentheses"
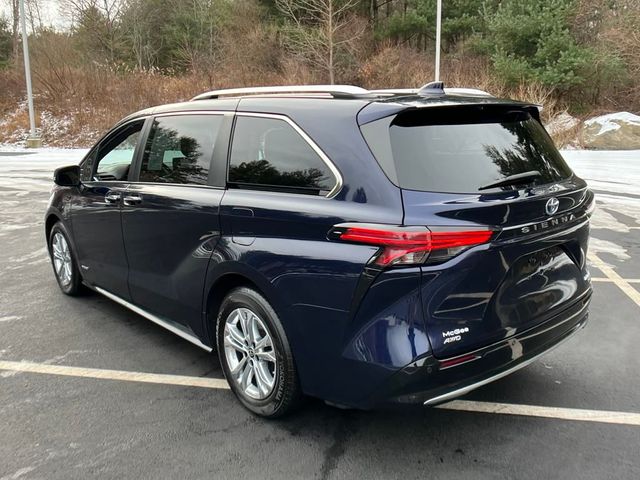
top-left (93, 121), bottom-right (144, 181)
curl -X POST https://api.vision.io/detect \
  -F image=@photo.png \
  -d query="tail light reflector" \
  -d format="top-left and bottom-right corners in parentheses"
top-left (439, 353), bottom-right (481, 370)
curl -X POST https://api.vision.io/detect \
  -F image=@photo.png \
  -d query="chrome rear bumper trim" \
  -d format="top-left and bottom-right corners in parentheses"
top-left (424, 312), bottom-right (587, 406)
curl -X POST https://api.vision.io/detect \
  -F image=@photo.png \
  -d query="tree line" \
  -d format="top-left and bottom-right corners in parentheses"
top-left (1, 0), bottom-right (639, 113)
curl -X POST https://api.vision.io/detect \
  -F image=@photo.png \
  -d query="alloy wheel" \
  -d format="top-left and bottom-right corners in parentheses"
top-left (51, 232), bottom-right (73, 287)
top-left (223, 307), bottom-right (277, 400)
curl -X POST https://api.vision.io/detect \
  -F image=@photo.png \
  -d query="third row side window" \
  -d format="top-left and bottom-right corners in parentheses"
top-left (228, 116), bottom-right (337, 195)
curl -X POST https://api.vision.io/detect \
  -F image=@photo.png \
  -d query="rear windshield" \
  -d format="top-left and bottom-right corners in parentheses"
top-left (361, 106), bottom-right (572, 194)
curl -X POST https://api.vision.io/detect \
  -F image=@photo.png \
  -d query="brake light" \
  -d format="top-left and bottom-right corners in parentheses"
top-left (330, 224), bottom-right (493, 266)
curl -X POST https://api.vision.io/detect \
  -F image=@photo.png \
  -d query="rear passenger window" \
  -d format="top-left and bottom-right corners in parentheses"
top-left (228, 116), bottom-right (337, 195)
top-left (140, 115), bottom-right (223, 185)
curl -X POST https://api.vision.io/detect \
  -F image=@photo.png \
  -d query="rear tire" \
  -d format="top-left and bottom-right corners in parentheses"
top-left (48, 222), bottom-right (83, 296)
top-left (216, 287), bottom-right (301, 418)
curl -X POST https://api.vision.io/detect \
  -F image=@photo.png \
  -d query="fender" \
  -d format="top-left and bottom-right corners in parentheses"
top-left (200, 250), bottom-right (289, 345)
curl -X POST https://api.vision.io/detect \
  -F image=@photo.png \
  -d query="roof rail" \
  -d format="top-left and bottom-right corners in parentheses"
top-left (369, 87), bottom-right (493, 97)
top-left (368, 88), bottom-right (417, 96)
top-left (191, 85), bottom-right (370, 101)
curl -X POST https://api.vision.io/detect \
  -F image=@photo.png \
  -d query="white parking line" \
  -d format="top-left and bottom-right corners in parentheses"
top-left (1, 360), bottom-right (639, 427)
top-left (589, 253), bottom-right (640, 308)
top-left (436, 400), bottom-right (640, 426)
top-left (0, 360), bottom-right (229, 390)
top-left (591, 277), bottom-right (640, 283)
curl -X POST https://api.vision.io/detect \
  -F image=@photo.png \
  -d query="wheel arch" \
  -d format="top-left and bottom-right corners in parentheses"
top-left (45, 213), bottom-right (63, 249)
top-left (203, 265), bottom-right (287, 347)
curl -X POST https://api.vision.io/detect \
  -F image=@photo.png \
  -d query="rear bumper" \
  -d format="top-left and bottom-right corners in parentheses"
top-left (368, 289), bottom-right (591, 407)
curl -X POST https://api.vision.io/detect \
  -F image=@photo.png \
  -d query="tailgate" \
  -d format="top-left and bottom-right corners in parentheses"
top-left (405, 184), bottom-right (593, 358)
top-left (360, 102), bottom-right (594, 358)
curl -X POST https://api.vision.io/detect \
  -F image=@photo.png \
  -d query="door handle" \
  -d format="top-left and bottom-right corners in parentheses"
top-left (123, 195), bottom-right (143, 206)
top-left (104, 192), bottom-right (121, 204)
top-left (232, 207), bottom-right (254, 217)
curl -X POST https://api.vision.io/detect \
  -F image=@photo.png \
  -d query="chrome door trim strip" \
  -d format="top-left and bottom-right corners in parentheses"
top-left (94, 286), bottom-right (213, 352)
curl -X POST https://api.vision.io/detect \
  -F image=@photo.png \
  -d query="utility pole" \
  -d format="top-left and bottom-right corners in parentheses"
top-left (435, 0), bottom-right (442, 82)
top-left (20, 0), bottom-right (41, 148)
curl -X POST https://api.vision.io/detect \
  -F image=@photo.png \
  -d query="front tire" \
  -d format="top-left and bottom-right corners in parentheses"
top-left (216, 287), bottom-right (301, 418)
top-left (48, 222), bottom-right (83, 296)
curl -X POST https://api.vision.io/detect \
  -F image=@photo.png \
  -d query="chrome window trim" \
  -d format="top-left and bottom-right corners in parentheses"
top-left (135, 111), bottom-right (229, 187)
top-left (151, 110), bottom-right (231, 117)
top-left (233, 112), bottom-right (343, 199)
top-left (127, 182), bottom-right (225, 190)
top-left (90, 116), bottom-right (149, 183)
top-left (89, 110), bottom-right (344, 197)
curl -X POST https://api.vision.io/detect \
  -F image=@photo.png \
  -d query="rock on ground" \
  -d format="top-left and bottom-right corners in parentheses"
top-left (546, 112), bottom-right (580, 136)
top-left (581, 112), bottom-right (640, 150)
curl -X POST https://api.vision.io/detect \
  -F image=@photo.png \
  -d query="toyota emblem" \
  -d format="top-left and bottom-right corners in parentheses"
top-left (545, 197), bottom-right (559, 216)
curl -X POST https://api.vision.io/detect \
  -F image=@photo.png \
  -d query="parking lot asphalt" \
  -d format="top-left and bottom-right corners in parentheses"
top-left (1, 149), bottom-right (639, 480)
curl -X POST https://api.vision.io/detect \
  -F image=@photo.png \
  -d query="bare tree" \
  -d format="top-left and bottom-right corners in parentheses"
top-left (171, 0), bottom-right (219, 71)
top-left (61, 0), bottom-right (125, 64)
top-left (601, 1), bottom-right (640, 79)
top-left (26, 0), bottom-right (45, 33)
top-left (123, 0), bottom-right (160, 69)
top-left (276, 0), bottom-right (362, 84)
top-left (60, 0), bottom-right (124, 24)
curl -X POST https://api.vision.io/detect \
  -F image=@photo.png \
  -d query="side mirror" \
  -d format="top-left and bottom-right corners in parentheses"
top-left (53, 165), bottom-right (81, 187)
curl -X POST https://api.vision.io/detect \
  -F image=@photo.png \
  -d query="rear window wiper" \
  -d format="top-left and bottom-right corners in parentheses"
top-left (478, 170), bottom-right (541, 191)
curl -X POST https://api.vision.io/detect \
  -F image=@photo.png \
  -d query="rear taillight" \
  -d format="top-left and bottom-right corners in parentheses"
top-left (329, 224), bottom-right (493, 267)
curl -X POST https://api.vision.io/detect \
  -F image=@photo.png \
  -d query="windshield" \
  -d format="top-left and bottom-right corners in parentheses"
top-left (361, 106), bottom-right (572, 194)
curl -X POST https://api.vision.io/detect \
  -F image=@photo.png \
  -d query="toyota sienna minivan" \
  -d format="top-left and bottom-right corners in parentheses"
top-left (46, 83), bottom-right (593, 417)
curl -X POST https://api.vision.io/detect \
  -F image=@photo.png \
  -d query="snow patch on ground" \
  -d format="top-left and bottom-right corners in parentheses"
top-left (0, 466), bottom-right (36, 479)
top-left (0, 316), bottom-right (22, 323)
top-left (0, 103), bottom-right (100, 149)
top-left (560, 150), bottom-right (640, 196)
top-left (588, 237), bottom-right (631, 261)
top-left (0, 147), bottom-right (88, 159)
top-left (560, 149), bottom-right (640, 266)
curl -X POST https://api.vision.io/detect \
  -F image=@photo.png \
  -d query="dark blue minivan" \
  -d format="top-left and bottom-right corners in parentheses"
top-left (46, 83), bottom-right (593, 417)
